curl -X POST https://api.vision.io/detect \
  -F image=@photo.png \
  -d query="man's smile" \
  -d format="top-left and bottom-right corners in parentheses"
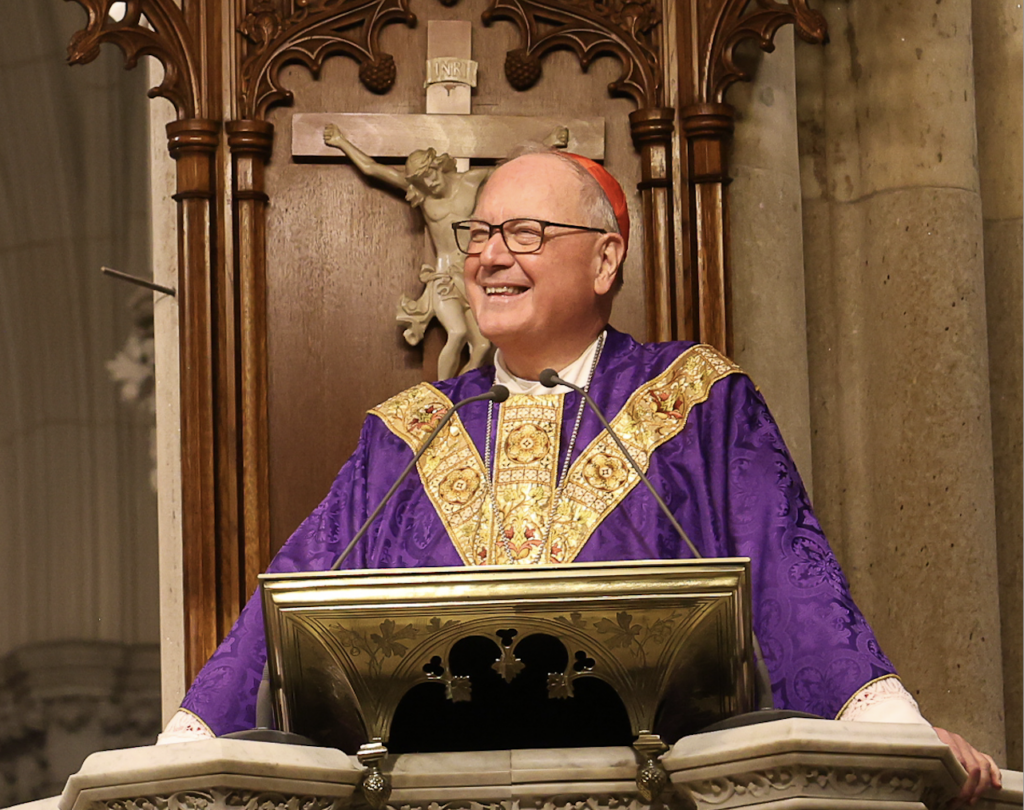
top-left (483, 285), bottom-right (529, 296)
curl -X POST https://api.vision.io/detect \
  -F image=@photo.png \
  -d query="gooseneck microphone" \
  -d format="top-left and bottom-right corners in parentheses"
top-left (541, 367), bottom-right (774, 709)
top-left (539, 368), bottom-right (701, 559)
top-left (330, 384), bottom-right (510, 570)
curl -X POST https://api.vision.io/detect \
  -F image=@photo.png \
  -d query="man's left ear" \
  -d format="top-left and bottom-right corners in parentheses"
top-left (594, 233), bottom-right (626, 295)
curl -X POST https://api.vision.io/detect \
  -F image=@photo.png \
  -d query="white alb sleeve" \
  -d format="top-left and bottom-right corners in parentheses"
top-left (837, 676), bottom-right (931, 725)
top-left (156, 708), bottom-right (216, 744)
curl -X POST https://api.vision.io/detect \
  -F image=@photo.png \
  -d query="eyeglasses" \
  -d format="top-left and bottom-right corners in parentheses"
top-left (452, 218), bottom-right (607, 255)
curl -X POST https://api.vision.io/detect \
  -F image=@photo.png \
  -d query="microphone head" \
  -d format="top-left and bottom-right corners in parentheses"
top-left (538, 368), bottom-right (561, 388)
top-left (489, 384), bottom-right (510, 403)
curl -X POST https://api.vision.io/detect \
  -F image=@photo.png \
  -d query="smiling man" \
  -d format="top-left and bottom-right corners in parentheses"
top-left (459, 153), bottom-right (625, 379)
top-left (164, 149), bottom-right (1000, 805)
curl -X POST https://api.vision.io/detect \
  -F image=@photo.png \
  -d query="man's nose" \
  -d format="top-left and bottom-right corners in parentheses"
top-left (477, 228), bottom-right (514, 266)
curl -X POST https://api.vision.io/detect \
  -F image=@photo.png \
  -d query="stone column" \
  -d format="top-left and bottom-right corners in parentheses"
top-left (150, 60), bottom-right (185, 725)
top-left (797, 0), bottom-right (1005, 758)
top-left (972, 0), bottom-right (1023, 770)
top-left (729, 30), bottom-right (814, 486)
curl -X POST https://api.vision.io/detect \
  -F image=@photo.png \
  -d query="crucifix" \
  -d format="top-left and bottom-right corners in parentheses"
top-left (292, 21), bottom-right (605, 379)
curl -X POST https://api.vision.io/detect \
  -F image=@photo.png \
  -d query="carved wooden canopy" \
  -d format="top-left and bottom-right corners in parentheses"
top-left (65, 0), bottom-right (826, 685)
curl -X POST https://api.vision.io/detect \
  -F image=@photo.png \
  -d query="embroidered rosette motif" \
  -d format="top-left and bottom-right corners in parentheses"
top-left (370, 345), bottom-right (741, 566)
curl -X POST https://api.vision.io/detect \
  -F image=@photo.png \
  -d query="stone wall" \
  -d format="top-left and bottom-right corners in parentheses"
top-left (790, 0), bottom-right (1019, 766)
top-left (972, 0), bottom-right (1024, 772)
top-left (0, 642), bottom-right (161, 806)
top-left (0, 4), bottom-right (161, 802)
top-left (721, 0), bottom-right (1022, 770)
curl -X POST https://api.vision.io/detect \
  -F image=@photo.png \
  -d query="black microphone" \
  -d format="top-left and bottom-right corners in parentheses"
top-left (541, 368), bottom-right (775, 710)
top-left (330, 384), bottom-right (510, 570)
top-left (539, 368), bottom-right (700, 558)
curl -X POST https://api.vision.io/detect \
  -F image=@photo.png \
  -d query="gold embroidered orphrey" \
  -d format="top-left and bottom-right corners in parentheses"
top-left (370, 344), bottom-right (742, 565)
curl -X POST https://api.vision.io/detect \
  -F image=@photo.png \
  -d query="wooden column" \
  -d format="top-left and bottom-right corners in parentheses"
top-left (680, 103), bottom-right (734, 354)
top-left (167, 118), bottom-right (222, 682)
top-left (630, 107), bottom-right (679, 343)
top-left (226, 120), bottom-right (274, 597)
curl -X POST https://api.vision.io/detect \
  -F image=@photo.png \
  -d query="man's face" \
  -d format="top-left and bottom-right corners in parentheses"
top-left (464, 155), bottom-right (619, 356)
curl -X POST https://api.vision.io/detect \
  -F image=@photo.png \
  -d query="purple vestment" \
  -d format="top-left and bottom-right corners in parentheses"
top-left (181, 329), bottom-right (896, 735)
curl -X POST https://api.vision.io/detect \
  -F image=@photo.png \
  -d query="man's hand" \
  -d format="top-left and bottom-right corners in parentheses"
top-left (934, 726), bottom-right (1002, 807)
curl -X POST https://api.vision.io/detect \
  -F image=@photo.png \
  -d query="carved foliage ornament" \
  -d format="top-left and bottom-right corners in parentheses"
top-left (65, 0), bottom-right (201, 119)
top-left (482, 0), bottom-right (662, 108)
top-left (679, 766), bottom-right (925, 807)
top-left (378, 799), bottom-right (660, 810)
top-left (701, 0), bottom-right (828, 103)
top-left (237, 0), bottom-right (418, 119)
top-left (101, 791), bottom-right (342, 810)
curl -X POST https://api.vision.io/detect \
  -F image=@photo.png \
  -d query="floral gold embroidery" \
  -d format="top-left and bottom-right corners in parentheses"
top-left (489, 396), bottom-right (563, 564)
top-left (505, 424), bottom-right (550, 463)
top-left (372, 385), bottom-right (453, 445)
top-left (370, 384), bottom-right (495, 552)
top-left (409, 403), bottom-right (447, 433)
top-left (438, 468), bottom-right (481, 505)
top-left (583, 453), bottom-right (628, 492)
top-left (551, 344), bottom-right (742, 562)
top-left (371, 345), bottom-right (742, 567)
top-left (648, 389), bottom-right (688, 419)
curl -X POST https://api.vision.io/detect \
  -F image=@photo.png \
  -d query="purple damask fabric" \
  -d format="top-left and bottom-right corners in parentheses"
top-left (181, 328), bottom-right (896, 736)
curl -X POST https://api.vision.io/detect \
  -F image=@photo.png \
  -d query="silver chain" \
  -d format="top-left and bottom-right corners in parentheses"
top-left (484, 331), bottom-right (606, 564)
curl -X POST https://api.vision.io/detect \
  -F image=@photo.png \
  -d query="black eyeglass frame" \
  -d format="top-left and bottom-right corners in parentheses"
top-left (451, 218), bottom-right (607, 255)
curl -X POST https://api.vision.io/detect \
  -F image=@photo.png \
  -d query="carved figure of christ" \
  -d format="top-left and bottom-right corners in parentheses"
top-left (292, 21), bottom-right (605, 378)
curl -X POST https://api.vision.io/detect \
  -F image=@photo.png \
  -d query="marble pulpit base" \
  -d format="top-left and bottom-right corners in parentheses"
top-left (16, 720), bottom-right (1022, 810)
top-left (665, 719), bottom-right (1021, 810)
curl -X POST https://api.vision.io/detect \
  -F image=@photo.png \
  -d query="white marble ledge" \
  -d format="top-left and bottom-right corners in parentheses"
top-left (664, 718), bottom-right (1022, 810)
top-left (11, 725), bottom-right (1021, 810)
top-left (58, 739), bottom-right (362, 810)
top-left (386, 746), bottom-right (648, 806)
top-left (49, 742), bottom-right (667, 810)
top-left (389, 745), bottom-right (639, 787)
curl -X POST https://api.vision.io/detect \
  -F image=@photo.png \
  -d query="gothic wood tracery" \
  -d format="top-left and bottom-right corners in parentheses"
top-left (66, 0), bottom-right (202, 118)
top-left (698, 0), bottom-right (828, 104)
top-left (237, 0), bottom-right (418, 120)
top-left (63, 0), bottom-right (826, 687)
top-left (481, 0), bottom-right (662, 107)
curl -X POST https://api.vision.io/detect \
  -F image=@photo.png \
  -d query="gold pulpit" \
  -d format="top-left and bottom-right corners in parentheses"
top-left (261, 559), bottom-right (753, 806)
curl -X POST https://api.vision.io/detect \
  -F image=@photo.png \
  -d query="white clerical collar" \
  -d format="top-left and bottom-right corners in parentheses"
top-left (493, 332), bottom-right (604, 395)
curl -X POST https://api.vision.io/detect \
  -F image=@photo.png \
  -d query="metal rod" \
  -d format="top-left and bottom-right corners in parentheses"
top-left (101, 266), bottom-right (176, 297)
